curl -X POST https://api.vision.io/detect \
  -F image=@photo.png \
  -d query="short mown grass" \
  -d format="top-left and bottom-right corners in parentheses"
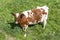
top-left (0, 0), bottom-right (60, 40)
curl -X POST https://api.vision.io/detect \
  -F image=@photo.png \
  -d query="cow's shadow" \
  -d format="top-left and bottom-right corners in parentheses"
top-left (8, 22), bottom-right (21, 29)
top-left (8, 22), bottom-right (43, 29)
top-left (8, 22), bottom-right (35, 29)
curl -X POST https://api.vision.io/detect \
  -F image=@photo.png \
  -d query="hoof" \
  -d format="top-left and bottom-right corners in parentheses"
top-left (24, 34), bottom-right (26, 37)
top-left (43, 27), bottom-right (45, 29)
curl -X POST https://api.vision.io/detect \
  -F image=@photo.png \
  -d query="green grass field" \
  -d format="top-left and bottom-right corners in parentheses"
top-left (0, 0), bottom-right (60, 40)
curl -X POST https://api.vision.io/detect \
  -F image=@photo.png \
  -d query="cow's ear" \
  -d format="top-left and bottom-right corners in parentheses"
top-left (11, 12), bottom-right (15, 16)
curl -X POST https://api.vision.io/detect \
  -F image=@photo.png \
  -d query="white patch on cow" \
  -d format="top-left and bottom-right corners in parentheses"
top-left (29, 22), bottom-right (34, 24)
top-left (28, 20), bottom-right (37, 25)
top-left (23, 10), bottom-right (32, 18)
top-left (16, 13), bottom-right (19, 18)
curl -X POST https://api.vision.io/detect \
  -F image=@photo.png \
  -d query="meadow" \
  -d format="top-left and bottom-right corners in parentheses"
top-left (0, 0), bottom-right (60, 40)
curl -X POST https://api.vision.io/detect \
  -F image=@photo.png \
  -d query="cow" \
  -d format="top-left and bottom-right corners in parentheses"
top-left (12, 5), bottom-right (49, 37)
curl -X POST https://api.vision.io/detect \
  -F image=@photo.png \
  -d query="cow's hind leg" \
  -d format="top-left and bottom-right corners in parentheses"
top-left (42, 20), bottom-right (47, 29)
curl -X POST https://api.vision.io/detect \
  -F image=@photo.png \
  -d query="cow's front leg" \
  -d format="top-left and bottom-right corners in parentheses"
top-left (23, 25), bottom-right (28, 37)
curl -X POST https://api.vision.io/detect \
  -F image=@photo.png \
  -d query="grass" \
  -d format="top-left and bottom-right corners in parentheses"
top-left (0, 0), bottom-right (60, 40)
top-left (0, 33), bottom-right (5, 40)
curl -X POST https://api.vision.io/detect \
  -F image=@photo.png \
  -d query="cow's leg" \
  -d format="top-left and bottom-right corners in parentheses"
top-left (23, 25), bottom-right (28, 37)
top-left (43, 19), bottom-right (47, 29)
top-left (42, 14), bottom-right (48, 29)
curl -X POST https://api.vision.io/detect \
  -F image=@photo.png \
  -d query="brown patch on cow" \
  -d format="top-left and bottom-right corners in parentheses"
top-left (32, 9), bottom-right (42, 22)
top-left (19, 14), bottom-right (28, 27)
top-left (27, 17), bottom-right (35, 23)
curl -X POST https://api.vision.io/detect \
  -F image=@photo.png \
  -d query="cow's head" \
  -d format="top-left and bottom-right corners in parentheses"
top-left (12, 13), bottom-right (20, 24)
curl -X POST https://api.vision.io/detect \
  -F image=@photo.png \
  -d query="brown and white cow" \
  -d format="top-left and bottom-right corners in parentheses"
top-left (12, 6), bottom-right (49, 37)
